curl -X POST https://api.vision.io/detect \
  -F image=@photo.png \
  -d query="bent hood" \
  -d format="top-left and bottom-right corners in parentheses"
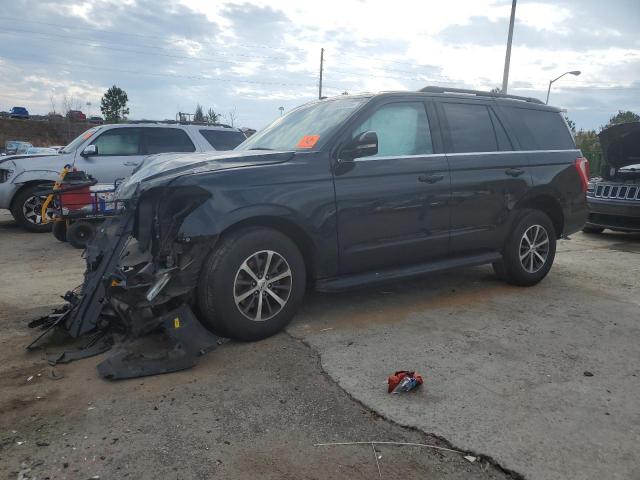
top-left (598, 122), bottom-right (640, 169)
top-left (0, 153), bottom-right (68, 173)
top-left (116, 149), bottom-right (295, 200)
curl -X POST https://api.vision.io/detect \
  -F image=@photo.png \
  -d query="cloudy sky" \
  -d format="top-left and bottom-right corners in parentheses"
top-left (1, 0), bottom-right (638, 130)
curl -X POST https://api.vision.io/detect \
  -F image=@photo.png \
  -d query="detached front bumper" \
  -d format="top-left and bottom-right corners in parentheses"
top-left (586, 196), bottom-right (640, 232)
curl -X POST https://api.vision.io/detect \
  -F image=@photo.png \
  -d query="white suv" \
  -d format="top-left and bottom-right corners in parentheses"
top-left (0, 123), bottom-right (246, 231)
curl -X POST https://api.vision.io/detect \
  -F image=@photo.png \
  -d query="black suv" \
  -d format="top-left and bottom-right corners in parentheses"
top-left (68, 87), bottom-right (588, 342)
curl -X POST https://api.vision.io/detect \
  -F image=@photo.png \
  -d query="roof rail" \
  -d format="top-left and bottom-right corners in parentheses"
top-left (418, 86), bottom-right (544, 104)
top-left (124, 119), bottom-right (235, 128)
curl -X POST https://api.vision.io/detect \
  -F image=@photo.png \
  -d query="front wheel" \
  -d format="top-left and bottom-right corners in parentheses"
top-left (10, 184), bottom-right (54, 232)
top-left (493, 209), bottom-right (556, 286)
top-left (197, 227), bottom-right (306, 341)
top-left (66, 221), bottom-right (95, 249)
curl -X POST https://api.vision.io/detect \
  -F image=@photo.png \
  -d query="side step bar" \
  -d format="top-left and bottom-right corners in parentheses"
top-left (316, 252), bottom-right (502, 292)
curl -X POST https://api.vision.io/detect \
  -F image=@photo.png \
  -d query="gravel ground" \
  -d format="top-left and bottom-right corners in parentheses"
top-left (0, 209), bottom-right (510, 480)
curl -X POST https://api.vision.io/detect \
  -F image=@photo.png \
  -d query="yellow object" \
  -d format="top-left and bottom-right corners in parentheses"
top-left (174, 318), bottom-right (181, 329)
top-left (41, 165), bottom-right (71, 224)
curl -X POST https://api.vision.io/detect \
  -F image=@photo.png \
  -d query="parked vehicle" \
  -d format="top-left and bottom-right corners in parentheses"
top-left (10, 107), bottom-right (30, 119)
top-left (584, 121), bottom-right (640, 233)
top-left (0, 123), bottom-right (246, 232)
top-left (67, 110), bottom-right (87, 122)
top-left (95, 87), bottom-right (588, 343)
top-left (25, 147), bottom-right (59, 155)
top-left (4, 141), bottom-right (33, 155)
top-left (88, 116), bottom-right (104, 125)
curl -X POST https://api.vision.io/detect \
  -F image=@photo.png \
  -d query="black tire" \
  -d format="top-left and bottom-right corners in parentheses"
top-left (52, 221), bottom-right (67, 242)
top-left (197, 227), bottom-right (306, 341)
top-left (582, 225), bottom-right (604, 234)
top-left (493, 209), bottom-right (557, 287)
top-left (66, 221), bottom-right (95, 249)
top-left (10, 184), bottom-right (53, 232)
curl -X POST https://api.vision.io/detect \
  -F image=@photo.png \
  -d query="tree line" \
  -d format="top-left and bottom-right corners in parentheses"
top-left (568, 110), bottom-right (640, 177)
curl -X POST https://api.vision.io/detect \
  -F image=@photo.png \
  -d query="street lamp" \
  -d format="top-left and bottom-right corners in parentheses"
top-left (546, 70), bottom-right (581, 104)
top-left (278, 106), bottom-right (284, 117)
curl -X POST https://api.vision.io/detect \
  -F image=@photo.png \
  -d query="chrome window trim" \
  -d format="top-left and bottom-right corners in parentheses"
top-left (350, 148), bottom-right (579, 162)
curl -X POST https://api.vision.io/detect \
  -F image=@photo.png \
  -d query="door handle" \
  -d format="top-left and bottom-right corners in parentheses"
top-left (505, 168), bottom-right (525, 177)
top-left (418, 173), bottom-right (444, 184)
top-left (123, 161), bottom-right (140, 167)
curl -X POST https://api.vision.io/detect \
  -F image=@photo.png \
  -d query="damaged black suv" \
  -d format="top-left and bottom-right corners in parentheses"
top-left (584, 122), bottom-right (640, 233)
top-left (67, 87), bottom-right (588, 345)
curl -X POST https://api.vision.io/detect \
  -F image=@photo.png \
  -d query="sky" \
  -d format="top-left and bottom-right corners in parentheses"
top-left (0, 0), bottom-right (638, 131)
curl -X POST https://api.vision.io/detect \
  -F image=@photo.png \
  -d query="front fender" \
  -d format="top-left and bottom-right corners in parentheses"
top-left (178, 201), bottom-right (315, 240)
top-left (12, 169), bottom-right (60, 185)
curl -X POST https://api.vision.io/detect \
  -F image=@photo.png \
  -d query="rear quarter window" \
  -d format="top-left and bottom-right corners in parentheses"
top-left (199, 129), bottom-right (246, 150)
top-left (507, 107), bottom-right (575, 150)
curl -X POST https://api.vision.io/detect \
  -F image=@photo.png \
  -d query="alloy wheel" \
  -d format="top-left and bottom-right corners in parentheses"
top-left (22, 195), bottom-right (54, 225)
top-left (233, 250), bottom-right (292, 322)
top-left (519, 224), bottom-right (550, 274)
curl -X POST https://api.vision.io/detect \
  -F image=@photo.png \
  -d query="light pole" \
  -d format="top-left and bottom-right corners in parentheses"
top-left (546, 71), bottom-right (581, 104)
top-left (86, 101), bottom-right (92, 118)
top-left (501, 0), bottom-right (517, 94)
top-left (278, 106), bottom-right (284, 117)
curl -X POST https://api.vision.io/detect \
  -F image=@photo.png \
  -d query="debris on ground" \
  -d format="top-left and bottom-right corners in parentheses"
top-left (584, 371), bottom-right (594, 377)
top-left (387, 370), bottom-right (424, 393)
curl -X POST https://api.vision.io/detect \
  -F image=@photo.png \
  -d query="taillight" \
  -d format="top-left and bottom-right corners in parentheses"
top-left (574, 157), bottom-right (589, 193)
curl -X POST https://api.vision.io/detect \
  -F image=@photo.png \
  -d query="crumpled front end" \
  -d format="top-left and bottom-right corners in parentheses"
top-left (103, 185), bottom-right (215, 335)
top-left (30, 183), bottom-right (225, 379)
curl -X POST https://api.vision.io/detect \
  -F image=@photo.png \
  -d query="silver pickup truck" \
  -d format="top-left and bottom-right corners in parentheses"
top-left (0, 122), bottom-right (246, 231)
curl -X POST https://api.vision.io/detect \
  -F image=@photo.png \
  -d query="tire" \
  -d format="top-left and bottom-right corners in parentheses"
top-left (52, 221), bottom-right (67, 242)
top-left (582, 225), bottom-right (604, 234)
top-left (197, 227), bottom-right (306, 341)
top-left (10, 184), bottom-right (54, 232)
top-left (493, 209), bottom-right (556, 287)
top-left (66, 221), bottom-right (95, 249)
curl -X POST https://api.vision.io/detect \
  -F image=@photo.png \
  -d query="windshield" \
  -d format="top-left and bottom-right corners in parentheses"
top-left (238, 97), bottom-right (367, 151)
top-left (60, 127), bottom-right (100, 154)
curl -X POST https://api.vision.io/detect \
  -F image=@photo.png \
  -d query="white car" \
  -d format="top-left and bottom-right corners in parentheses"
top-left (0, 123), bottom-right (246, 231)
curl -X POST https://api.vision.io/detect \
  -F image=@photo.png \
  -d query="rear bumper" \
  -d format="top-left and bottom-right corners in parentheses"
top-left (586, 196), bottom-right (640, 231)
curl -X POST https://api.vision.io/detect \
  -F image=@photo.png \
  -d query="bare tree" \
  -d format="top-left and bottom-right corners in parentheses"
top-left (49, 93), bottom-right (57, 115)
top-left (224, 107), bottom-right (238, 127)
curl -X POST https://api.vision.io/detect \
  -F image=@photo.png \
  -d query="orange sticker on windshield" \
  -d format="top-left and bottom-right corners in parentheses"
top-left (296, 135), bottom-right (320, 149)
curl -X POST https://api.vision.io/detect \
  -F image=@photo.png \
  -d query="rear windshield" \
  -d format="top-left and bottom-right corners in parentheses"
top-left (200, 129), bottom-right (246, 150)
top-left (507, 107), bottom-right (575, 150)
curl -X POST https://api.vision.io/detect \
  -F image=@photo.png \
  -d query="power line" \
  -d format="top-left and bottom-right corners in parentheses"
top-left (0, 55), bottom-right (344, 91)
top-left (0, 16), bottom-right (309, 54)
top-left (0, 27), bottom-right (295, 63)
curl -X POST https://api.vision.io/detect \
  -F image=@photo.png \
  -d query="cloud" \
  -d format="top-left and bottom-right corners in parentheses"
top-left (0, 0), bottom-right (637, 130)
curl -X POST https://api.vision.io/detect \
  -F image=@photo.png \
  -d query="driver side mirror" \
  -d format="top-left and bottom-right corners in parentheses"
top-left (339, 131), bottom-right (378, 161)
top-left (81, 144), bottom-right (97, 157)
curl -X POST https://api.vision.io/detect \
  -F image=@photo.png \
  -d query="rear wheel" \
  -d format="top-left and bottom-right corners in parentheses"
top-left (493, 209), bottom-right (556, 286)
top-left (52, 221), bottom-right (67, 242)
top-left (66, 221), bottom-right (95, 249)
top-left (582, 225), bottom-right (604, 234)
top-left (197, 227), bottom-right (306, 341)
top-left (10, 184), bottom-right (54, 232)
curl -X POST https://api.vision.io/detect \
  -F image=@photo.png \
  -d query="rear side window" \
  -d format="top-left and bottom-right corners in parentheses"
top-left (199, 129), bottom-right (246, 150)
top-left (143, 128), bottom-right (195, 154)
top-left (508, 108), bottom-right (574, 150)
top-left (441, 103), bottom-right (498, 153)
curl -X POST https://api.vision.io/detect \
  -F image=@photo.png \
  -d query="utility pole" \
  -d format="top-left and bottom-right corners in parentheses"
top-left (318, 48), bottom-right (324, 100)
top-left (501, 0), bottom-right (517, 93)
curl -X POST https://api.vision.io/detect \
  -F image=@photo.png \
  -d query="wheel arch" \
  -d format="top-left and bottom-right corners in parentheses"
top-left (219, 215), bottom-right (318, 283)
top-left (9, 179), bottom-right (55, 212)
top-left (515, 193), bottom-right (564, 238)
